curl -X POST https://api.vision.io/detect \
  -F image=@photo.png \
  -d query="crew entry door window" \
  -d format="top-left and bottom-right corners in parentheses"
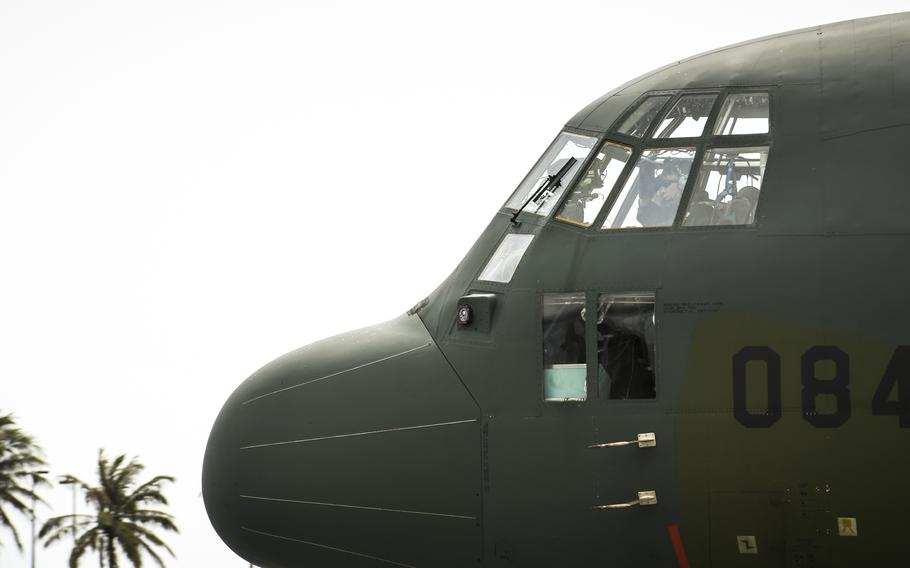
top-left (541, 292), bottom-right (657, 402)
top-left (596, 294), bottom-right (656, 399)
top-left (542, 293), bottom-right (587, 401)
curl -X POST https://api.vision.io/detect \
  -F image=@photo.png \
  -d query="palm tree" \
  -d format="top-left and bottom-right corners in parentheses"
top-left (0, 412), bottom-right (48, 559)
top-left (40, 450), bottom-right (178, 568)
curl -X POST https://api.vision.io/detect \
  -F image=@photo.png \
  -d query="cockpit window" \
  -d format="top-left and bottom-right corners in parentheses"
top-left (616, 95), bottom-right (672, 138)
top-left (681, 146), bottom-right (769, 226)
top-left (478, 234), bottom-right (534, 283)
top-left (545, 87), bottom-right (773, 232)
top-left (596, 293), bottom-right (656, 400)
top-left (653, 93), bottom-right (717, 138)
top-left (602, 148), bottom-right (696, 229)
top-left (504, 132), bottom-right (596, 218)
top-left (713, 92), bottom-right (770, 135)
top-left (542, 293), bottom-right (587, 402)
top-left (554, 141), bottom-right (632, 227)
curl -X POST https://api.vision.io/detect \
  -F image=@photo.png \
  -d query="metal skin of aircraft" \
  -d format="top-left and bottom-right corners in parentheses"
top-left (203, 13), bottom-right (910, 568)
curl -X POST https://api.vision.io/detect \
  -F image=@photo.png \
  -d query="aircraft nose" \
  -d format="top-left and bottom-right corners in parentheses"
top-left (202, 314), bottom-right (482, 568)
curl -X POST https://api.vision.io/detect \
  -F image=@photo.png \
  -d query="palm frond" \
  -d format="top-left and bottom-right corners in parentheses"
top-left (40, 513), bottom-right (95, 544)
top-left (123, 476), bottom-right (175, 509)
top-left (68, 528), bottom-right (102, 568)
top-left (0, 505), bottom-right (23, 549)
top-left (135, 538), bottom-right (167, 568)
top-left (126, 522), bottom-right (175, 557)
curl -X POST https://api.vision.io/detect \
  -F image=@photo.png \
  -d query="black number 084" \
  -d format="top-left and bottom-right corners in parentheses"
top-left (732, 345), bottom-right (910, 428)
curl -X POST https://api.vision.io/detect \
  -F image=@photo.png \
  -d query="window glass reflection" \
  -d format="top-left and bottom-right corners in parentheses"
top-left (504, 132), bottom-right (596, 218)
top-left (542, 293), bottom-right (587, 401)
top-left (714, 92), bottom-right (770, 135)
top-left (477, 234), bottom-right (534, 283)
top-left (616, 95), bottom-right (672, 138)
top-left (602, 148), bottom-right (696, 229)
top-left (682, 146), bottom-right (769, 226)
top-left (595, 294), bottom-right (656, 400)
top-left (555, 142), bottom-right (632, 227)
top-left (654, 93), bottom-right (717, 138)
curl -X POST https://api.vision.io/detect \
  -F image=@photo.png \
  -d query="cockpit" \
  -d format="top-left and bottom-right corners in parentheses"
top-left (505, 90), bottom-right (772, 230)
top-left (474, 90), bottom-right (774, 404)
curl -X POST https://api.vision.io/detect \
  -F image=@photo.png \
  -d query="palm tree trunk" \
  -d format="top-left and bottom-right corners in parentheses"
top-left (107, 536), bottom-right (116, 568)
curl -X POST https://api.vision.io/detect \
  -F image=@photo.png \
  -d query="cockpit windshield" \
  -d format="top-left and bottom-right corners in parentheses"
top-left (555, 142), bottom-right (632, 227)
top-left (681, 146), bottom-right (769, 226)
top-left (549, 88), bottom-right (772, 231)
top-left (504, 132), bottom-right (596, 218)
top-left (602, 148), bottom-right (697, 229)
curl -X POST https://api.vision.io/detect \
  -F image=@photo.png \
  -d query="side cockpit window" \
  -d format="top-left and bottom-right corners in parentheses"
top-left (478, 234), bottom-right (534, 283)
top-left (595, 294), bottom-right (656, 400)
top-left (505, 132), bottom-right (596, 218)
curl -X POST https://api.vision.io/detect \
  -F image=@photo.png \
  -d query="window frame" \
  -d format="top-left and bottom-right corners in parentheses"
top-left (538, 290), bottom-right (661, 405)
top-left (678, 144), bottom-right (772, 228)
top-left (471, 230), bottom-right (537, 293)
top-left (553, 140), bottom-right (636, 228)
top-left (544, 86), bottom-right (775, 233)
top-left (476, 233), bottom-right (536, 284)
top-left (712, 91), bottom-right (773, 137)
top-left (652, 92), bottom-right (721, 140)
top-left (612, 92), bottom-right (677, 139)
top-left (599, 145), bottom-right (700, 231)
top-left (502, 127), bottom-right (602, 226)
top-left (594, 291), bottom-right (659, 401)
top-left (540, 291), bottom-right (591, 404)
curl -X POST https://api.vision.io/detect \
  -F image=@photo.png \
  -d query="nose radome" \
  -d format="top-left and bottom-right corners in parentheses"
top-left (202, 313), bottom-right (482, 568)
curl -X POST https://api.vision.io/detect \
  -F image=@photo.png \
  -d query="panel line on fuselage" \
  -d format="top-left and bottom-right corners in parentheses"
top-left (239, 494), bottom-right (477, 520)
top-left (238, 418), bottom-right (478, 450)
top-left (241, 342), bottom-right (432, 406)
top-left (240, 526), bottom-right (418, 568)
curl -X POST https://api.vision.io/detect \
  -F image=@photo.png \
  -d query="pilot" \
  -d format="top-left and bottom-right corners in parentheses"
top-left (638, 163), bottom-right (686, 226)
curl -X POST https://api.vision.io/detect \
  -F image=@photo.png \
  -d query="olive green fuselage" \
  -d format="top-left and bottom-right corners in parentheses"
top-left (203, 13), bottom-right (910, 567)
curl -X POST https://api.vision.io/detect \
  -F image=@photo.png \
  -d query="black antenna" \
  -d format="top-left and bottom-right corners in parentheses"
top-left (510, 157), bottom-right (577, 225)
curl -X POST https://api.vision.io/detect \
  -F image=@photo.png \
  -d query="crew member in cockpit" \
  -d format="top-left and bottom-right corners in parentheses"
top-left (638, 163), bottom-right (686, 226)
top-left (557, 158), bottom-right (605, 224)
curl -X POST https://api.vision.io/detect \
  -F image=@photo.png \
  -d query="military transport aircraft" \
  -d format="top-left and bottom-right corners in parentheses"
top-left (203, 12), bottom-right (910, 568)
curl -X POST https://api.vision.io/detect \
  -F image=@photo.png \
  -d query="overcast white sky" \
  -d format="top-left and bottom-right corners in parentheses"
top-left (1, 1), bottom-right (907, 566)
